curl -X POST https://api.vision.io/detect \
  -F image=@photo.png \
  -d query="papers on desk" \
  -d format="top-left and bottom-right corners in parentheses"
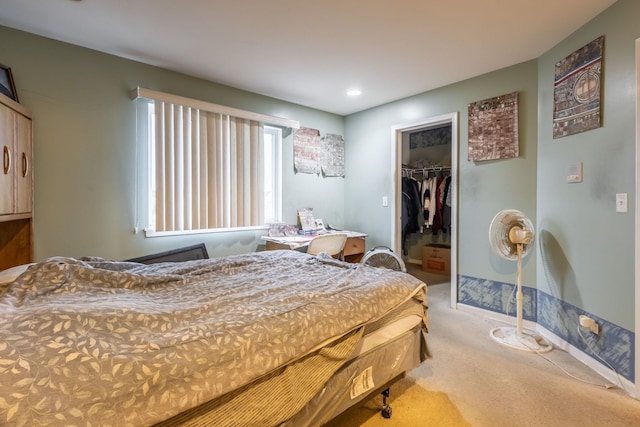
top-left (262, 230), bottom-right (366, 250)
top-left (268, 223), bottom-right (299, 237)
top-left (263, 235), bottom-right (314, 249)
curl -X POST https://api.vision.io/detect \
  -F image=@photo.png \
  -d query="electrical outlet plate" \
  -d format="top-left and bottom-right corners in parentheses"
top-left (567, 162), bottom-right (583, 183)
top-left (616, 193), bottom-right (628, 213)
top-left (579, 315), bottom-right (599, 334)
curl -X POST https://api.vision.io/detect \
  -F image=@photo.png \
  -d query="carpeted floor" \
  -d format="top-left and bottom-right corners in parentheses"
top-left (327, 264), bottom-right (640, 427)
top-left (328, 377), bottom-right (470, 427)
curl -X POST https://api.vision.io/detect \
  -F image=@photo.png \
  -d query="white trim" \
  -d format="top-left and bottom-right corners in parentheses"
top-left (537, 324), bottom-right (636, 398)
top-left (456, 302), bottom-right (538, 331)
top-left (391, 112), bottom-right (459, 309)
top-left (450, 113), bottom-right (459, 309)
top-left (264, 126), bottom-right (283, 223)
top-left (635, 38), bottom-right (640, 398)
top-left (145, 225), bottom-right (268, 238)
top-left (130, 87), bottom-right (300, 129)
top-left (457, 303), bottom-right (541, 351)
top-left (390, 125), bottom-right (403, 255)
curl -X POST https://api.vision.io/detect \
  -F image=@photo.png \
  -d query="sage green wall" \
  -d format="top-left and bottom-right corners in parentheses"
top-left (2, 1), bottom-right (635, 334)
top-left (0, 26), bottom-right (345, 261)
top-left (345, 0), bottom-right (637, 333)
top-left (537, 0), bottom-right (638, 331)
top-left (344, 60), bottom-right (539, 288)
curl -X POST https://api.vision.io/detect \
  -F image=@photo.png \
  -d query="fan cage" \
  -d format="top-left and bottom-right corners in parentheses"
top-left (360, 246), bottom-right (406, 272)
top-left (489, 209), bottom-right (535, 260)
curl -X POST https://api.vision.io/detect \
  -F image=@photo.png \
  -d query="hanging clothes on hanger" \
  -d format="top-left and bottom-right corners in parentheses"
top-left (420, 174), bottom-right (436, 230)
top-left (441, 175), bottom-right (452, 234)
top-left (421, 176), bottom-right (431, 229)
top-left (401, 175), bottom-right (422, 255)
top-left (431, 173), bottom-right (446, 235)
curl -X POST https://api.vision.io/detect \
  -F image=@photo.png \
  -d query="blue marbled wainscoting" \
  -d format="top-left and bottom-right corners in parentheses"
top-left (457, 275), bottom-right (634, 382)
top-left (457, 275), bottom-right (536, 321)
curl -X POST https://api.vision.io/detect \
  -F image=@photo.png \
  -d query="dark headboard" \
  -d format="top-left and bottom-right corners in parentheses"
top-left (125, 243), bottom-right (209, 264)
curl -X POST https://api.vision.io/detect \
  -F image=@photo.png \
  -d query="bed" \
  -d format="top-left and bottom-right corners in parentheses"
top-left (0, 249), bottom-right (428, 426)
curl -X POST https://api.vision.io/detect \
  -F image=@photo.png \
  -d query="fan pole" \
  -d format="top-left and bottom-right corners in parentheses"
top-left (516, 243), bottom-right (523, 337)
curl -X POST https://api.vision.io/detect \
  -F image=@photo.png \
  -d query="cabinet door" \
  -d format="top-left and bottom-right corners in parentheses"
top-left (0, 105), bottom-right (13, 215)
top-left (15, 113), bottom-right (32, 214)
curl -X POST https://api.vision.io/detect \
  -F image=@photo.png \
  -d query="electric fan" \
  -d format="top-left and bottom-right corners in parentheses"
top-left (360, 246), bottom-right (406, 272)
top-left (488, 209), bottom-right (553, 353)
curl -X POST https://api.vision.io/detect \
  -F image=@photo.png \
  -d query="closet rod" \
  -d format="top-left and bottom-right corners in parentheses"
top-left (402, 166), bottom-right (451, 174)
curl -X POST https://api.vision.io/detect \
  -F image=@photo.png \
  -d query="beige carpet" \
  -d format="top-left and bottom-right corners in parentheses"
top-left (328, 377), bottom-right (470, 426)
top-left (327, 265), bottom-right (640, 427)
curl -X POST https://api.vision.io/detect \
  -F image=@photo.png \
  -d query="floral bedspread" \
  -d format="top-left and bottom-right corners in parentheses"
top-left (0, 250), bottom-right (426, 426)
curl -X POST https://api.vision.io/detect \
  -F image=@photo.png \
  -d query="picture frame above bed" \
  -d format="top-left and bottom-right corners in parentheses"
top-left (0, 64), bottom-right (18, 103)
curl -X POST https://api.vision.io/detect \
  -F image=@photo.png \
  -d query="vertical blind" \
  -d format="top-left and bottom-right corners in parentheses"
top-left (153, 102), bottom-right (264, 232)
top-left (131, 87), bottom-right (300, 235)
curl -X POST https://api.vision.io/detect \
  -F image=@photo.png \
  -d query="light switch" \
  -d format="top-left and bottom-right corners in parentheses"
top-left (616, 193), bottom-right (628, 213)
top-left (382, 196), bottom-right (389, 207)
top-left (567, 162), bottom-right (583, 183)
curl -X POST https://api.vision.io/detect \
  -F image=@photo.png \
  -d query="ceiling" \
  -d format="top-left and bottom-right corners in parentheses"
top-left (0, 0), bottom-right (617, 116)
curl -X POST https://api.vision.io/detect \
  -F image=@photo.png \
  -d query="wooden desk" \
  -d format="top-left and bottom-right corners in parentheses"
top-left (263, 231), bottom-right (367, 263)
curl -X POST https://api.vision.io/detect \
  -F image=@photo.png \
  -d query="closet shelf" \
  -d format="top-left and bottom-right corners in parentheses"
top-left (402, 165), bottom-right (451, 176)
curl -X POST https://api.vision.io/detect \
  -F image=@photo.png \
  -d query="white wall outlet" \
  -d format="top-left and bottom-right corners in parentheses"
top-left (579, 315), bottom-right (599, 335)
top-left (616, 193), bottom-right (628, 213)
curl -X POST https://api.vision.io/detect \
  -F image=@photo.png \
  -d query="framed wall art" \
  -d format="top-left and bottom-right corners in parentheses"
top-left (294, 127), bottom-right (321, 174)
top-left (293, 128), bottom-right (345, 177)
top-left (553, 36), bottom-right (604, 139)
top-left (320, 133), bottom-right (345, 177)
top-left (468, 91), bottom-right (519, 162)
top-left (0, 64), bottom-right (18, 102)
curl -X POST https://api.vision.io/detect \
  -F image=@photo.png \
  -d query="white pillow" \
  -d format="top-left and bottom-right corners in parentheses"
top-left (0, 263), bottom-right (34, 284)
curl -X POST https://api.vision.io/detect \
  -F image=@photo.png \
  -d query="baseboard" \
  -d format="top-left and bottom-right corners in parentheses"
top-left (456, 303), bottom-right (538, 331)
top-left (536, 324), bottom-right (637, 399)
top-left (456, 303), bottom-right (637, 399)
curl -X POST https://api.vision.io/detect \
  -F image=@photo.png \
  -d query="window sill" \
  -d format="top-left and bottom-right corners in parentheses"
top-left (144, 226), bottom-right (268, 238)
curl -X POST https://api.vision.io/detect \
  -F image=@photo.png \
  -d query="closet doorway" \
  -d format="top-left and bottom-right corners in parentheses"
top-left (391, 112), bottom-right (458, 308)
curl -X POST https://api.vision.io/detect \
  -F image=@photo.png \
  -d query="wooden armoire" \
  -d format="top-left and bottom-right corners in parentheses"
top-left (0, 92), bottom-right (33, 270)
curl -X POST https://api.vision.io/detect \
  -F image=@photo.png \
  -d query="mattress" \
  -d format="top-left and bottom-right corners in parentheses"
top-left (287, 326), bottom-right (426, 427)
top-left (156, 307), bottom-right (427, 426)
top-left (0, 250), bottom-right (427, 426)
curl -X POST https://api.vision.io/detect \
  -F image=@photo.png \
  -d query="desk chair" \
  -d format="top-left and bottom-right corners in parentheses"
top-left (306, 234), bottom-right (348, 260)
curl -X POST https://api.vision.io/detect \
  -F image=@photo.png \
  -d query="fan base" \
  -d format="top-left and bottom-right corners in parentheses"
top-left (490, 326), bottom-right (553, 353)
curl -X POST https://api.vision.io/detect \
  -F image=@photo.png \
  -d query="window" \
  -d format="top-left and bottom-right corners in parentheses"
top-left (132, 88), bottom-right (298, 236)
top-left (263, 126), bottom-right (282, 224)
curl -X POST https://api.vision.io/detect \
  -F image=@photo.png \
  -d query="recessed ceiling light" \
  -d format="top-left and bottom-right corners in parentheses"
top-left (347, 89), bottom-right (361, 97)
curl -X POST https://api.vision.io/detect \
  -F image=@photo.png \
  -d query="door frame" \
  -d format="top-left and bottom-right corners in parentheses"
top-left (391, 112), bottom-right (459, 308)
top-left (633, 38), bottom-right (640, 397)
